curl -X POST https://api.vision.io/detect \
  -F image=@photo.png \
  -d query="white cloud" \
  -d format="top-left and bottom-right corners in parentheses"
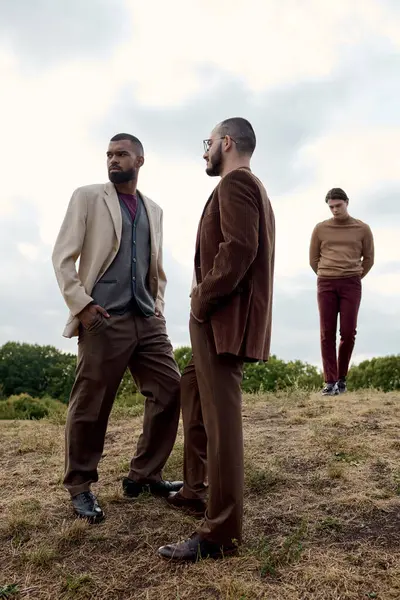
top-left (139, 153), bottom-right (214, 266)
top-left (300, 128), bottom-right (400, 190)
top-left (119, 0), bottom-right (399, 104)
top-left (17, 243), bottom-right (39, 261)
top-left (0, 0), bottom-right (398, 365)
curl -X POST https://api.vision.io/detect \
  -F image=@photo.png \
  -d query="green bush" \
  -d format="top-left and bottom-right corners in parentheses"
top-left (171, 347), bottom-right (323, 391)
top-left (347, 355), bottom-right (400, 392)
top-left (0, 342), bottom-right (76, 402)
top-left (174, 346), bottom-right (192, 373)
top-left (242, 356), bottom-right (323, 393)
top-left (0, 393), bottom-right (65, 420)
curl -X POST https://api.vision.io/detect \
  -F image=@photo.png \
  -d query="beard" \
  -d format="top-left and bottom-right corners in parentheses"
top-left (108, 167), bottom-right (136, 184)
top-left (205, 144), bottom-right (223, 177)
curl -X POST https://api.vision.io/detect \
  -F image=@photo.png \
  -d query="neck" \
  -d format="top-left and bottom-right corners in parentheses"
top-left (221, 157), bottom-right (251, 178)
top-left (114, 180), bottom-right (137, 195)
top-left (334, 213), bottom-right (350, 222)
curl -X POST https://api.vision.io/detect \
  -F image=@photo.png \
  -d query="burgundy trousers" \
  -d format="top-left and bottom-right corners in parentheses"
top-left (317, 276), bottom-right (362, 383)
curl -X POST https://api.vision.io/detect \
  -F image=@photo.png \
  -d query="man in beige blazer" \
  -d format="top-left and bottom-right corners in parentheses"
top-left (52, 133), bottom-right (182, 522)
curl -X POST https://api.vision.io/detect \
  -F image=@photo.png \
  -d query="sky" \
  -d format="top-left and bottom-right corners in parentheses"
top-left (0, 0), bottom-right (399, 367)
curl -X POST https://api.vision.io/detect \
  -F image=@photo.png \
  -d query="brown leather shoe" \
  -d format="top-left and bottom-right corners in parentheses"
top-left (166, 492), bottom-right (206, 518)
top-left (158, 533), bottom-right (238, 562)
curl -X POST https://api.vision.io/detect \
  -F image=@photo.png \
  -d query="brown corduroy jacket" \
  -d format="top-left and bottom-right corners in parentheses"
top-left (190, 167), bottom-right (275, 362)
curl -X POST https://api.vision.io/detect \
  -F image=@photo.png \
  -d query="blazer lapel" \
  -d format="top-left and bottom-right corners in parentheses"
top-left (194, 190), bottom-right (215, 284)
top-left (195, 190), bottom-right (214, 252)
top-left (103, 182), bottom-right (122, 245)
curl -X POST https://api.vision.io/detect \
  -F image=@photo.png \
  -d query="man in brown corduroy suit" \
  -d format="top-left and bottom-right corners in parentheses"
top-left (158, 117), bottom-right (276, 562)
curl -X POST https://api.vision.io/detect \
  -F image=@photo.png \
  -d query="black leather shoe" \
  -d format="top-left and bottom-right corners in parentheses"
top-left (71, 492), bottom-right (104, 523)
top-left (122, 478), bottom-right (183, 498)
top-left (158, 533), bottom-right (238, 562)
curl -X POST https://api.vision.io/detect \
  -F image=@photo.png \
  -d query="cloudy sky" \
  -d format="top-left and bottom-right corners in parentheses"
top-left (0, 0), bottom-right (399, 367)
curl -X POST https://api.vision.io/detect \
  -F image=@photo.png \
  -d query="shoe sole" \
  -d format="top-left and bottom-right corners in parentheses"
top-left (74, 511), bottom-right (105, 524)
top-left (158, 547), bottom-right (238, 562)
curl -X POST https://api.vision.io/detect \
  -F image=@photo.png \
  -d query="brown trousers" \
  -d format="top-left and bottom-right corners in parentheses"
top-left (180, 317), bottom-right (244, 546)
top-left (317, 276), bottom-right (362, 383)
top-left (64, 311), bottom-right (181, 497)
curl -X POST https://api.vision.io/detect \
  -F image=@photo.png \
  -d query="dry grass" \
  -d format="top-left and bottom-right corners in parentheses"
top-left (1, 390), bottom-right (400, 599)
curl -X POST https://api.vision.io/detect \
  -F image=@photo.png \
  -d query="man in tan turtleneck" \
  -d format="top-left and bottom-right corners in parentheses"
top-left (309, 188), bottom-right (374, 396)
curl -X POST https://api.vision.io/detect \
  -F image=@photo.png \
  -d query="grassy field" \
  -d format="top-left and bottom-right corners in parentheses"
top-left (1, 389), bottom-right (400, 599)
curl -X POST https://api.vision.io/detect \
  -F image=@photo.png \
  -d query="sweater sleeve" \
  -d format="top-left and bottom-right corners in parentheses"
top-left (309, 224), bottom-right (321, 275)
top-left (361, 224), bottom-right (374, 278)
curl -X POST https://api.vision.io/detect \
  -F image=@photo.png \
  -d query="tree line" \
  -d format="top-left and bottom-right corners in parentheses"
top-left (0, 342), bottom-right (399, 404)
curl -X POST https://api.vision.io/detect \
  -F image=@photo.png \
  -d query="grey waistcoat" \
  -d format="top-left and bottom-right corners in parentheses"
top-left (91, 195), bottom-right (155, 316)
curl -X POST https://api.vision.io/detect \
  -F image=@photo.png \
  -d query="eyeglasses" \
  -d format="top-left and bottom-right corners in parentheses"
top-left (203, 136), bottom-right (237, 153)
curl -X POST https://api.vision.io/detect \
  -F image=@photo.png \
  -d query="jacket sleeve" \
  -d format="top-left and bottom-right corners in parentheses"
top-left (155, 209), bottom-right (167, 314)
top-left (309, 225), bottom-right (320, 274)
top-left (361, 224), bottom-right (374, 278)
top-left (190, 170), bottom-right (260, 321)
top-left (51, 188), bottom-right (94, 316)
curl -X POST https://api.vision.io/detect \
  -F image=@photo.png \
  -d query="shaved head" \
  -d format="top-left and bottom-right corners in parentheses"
top-left (215, 117), bottom-right (256, 156)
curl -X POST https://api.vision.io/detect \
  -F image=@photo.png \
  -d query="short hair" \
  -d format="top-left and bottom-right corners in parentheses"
top-left (216, 117), bottom-right (256, 156)
top-left (325, 188), bottom-right (349, 203)
top-left (110, 133), bottom-right (144, 156)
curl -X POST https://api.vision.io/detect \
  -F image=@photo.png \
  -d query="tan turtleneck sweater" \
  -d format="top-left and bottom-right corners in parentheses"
top-left (309, 216), bottom-right (374, 279)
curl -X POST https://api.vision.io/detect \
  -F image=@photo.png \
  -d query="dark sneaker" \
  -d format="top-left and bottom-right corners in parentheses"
top-left (321, 383), bottom-right (338, 396)
top-left (71, 491), bottom-right (104, 523)
top-left (337, 379), bottom-right (347, 394)
top-left (122, 478), bottom-right (183, 499)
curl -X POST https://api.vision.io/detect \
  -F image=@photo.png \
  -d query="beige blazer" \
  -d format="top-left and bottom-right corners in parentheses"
top-left (52, 182), bottom-right (166, 338)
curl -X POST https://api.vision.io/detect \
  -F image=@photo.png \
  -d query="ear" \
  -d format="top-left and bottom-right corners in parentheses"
top-left (224, 135), bottom-right (234, 151)
top-left (136, 156), bottom-right (145, 168)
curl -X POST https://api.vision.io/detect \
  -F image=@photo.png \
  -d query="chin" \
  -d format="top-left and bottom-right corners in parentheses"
top-left (109, 172), bottom-right (126, 184)
top-left (205, 166), bottom-right (220, 177)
